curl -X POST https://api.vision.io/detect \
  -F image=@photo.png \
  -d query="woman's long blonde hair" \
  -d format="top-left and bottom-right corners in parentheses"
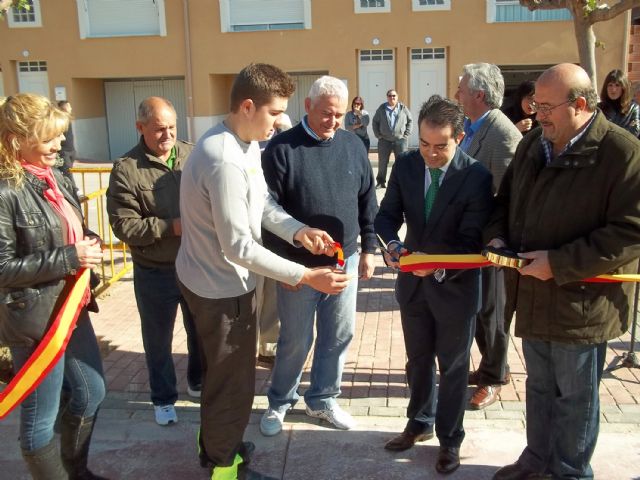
top-left (0, 93), bottom-right (70, 187)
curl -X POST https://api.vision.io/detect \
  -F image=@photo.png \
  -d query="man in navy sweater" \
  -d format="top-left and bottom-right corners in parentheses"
top-left (260, 75), bottom-right (378, 436)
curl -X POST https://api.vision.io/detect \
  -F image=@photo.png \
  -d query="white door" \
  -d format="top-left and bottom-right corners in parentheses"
top-left (104, 78), bottom-right (187, 160)
top-left (358, 49), bottom-right (395, 149)
top-left (17, 61), bottom-right (49, 97)
top-left (409, 48), bottom-right (447, 148)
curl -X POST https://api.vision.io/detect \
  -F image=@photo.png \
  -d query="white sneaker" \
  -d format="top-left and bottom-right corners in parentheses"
top-left (260, 407), bottom-right (287, 436)
top-left (154, 404), bottom-right (177, 425)
top-left (305, 405), bottom-right (356, 430)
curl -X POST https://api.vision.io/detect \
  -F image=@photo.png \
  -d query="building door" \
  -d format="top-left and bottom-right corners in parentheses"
top-left (358, 49), bottom-right (395, 149)
top-left (287, 73), bottom-right (322, 126)
top-left (17, 61), bottom-right (49, 97)
top-left (104, 78), bottom-right (187, 160)
top-left (409, 48), bottom-right (447, 148)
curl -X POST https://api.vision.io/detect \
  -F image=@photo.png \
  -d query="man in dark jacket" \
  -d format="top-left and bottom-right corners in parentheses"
top-left (487, 64), bottom-right (640, 480)
top-left (372, 89), bottom-right (412, 189)
top-left (375, 96), bottom-right (493, 475)
top-left (106, 96), bottom-right (202, 426)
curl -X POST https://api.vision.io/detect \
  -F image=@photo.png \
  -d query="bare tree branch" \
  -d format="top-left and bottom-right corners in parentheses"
top-left (520, 0), bottom-right (570, 10)
top-left (589, 0), bottom-right (640, 23)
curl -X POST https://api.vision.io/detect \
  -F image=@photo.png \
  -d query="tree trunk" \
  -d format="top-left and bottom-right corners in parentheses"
top-left (570, 4), bottom-right (598, 88)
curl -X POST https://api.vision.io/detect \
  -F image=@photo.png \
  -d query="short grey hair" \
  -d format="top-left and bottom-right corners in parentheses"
top-left (308, 76), bottom-right (348, 103)
top-left (137, 97), bottom-right (175, 124)
top-left (462, 63), bottom-right (505, 109)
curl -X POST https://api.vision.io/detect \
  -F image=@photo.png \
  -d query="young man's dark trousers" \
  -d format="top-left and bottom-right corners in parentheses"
top-left (178, 284), bottom-right (257, 467)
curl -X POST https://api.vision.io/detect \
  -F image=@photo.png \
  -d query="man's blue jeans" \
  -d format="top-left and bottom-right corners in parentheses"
top-left (518, 338), bottom-right (606, 480)
top-left (267, 253), bottom-right (359, 412)
top-left (10, 312), bottom-right (105, 451)
top-left (133, 264), bottom-right (202, 406)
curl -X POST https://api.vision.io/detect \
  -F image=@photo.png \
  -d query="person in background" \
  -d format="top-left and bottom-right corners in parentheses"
top-left (57, 100), bottom-right (78, 190)
top-left (598, 69), bottom-right (640, 137)
top-left (501, 80), bottom-right (538, 134)
top-left (0, 93), bottom-right (107, 480)
top-left (345, 95), bottom-right (370, 153)
top-left (455, 62), bottom-right (522, 411)
top-left (372, 89), bottom-right (412, 189)
top-left (106, 97), bottom-right (203, 427)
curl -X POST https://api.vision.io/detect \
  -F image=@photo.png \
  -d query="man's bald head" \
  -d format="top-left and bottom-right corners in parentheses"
top-left (137, 96), bottom-right (176, 124)
top-left (534, 63), bottom-right (599, 151)
top-left (537, 63), bottom-right (598, 112)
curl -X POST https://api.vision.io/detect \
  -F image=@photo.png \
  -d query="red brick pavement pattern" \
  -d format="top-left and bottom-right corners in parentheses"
top-left (90, 254), bottom-right (640, 410)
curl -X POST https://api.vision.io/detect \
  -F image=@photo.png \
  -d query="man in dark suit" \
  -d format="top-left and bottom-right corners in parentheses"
top-left (375, 95), bottom-right (493, 475)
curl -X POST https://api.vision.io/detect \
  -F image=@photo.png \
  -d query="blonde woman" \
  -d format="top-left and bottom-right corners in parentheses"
top-left (0, 94), bottom-right (107, 480)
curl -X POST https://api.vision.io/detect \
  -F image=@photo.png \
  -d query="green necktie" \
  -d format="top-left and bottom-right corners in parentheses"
top-left (424, 168), bottom-right (442, 221)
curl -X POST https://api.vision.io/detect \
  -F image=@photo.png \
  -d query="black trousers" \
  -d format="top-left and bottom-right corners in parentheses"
top-left (474, 268), bottom-right (510, 385)
top-left (179, 282), bottom-right (257, 467)
top-left (400, 288), bottom-right (475, 448)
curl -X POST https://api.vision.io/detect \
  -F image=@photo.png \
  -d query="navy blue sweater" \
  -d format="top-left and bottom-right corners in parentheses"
top-left (262, 123), bottom-right (378, 268)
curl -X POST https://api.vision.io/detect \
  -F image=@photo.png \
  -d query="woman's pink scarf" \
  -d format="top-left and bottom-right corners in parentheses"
top-left (21, 162), bottom-right (84, 246)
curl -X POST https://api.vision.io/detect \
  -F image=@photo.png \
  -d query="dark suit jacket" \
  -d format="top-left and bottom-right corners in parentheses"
top-left (375, 148), bottom-right (494, 310)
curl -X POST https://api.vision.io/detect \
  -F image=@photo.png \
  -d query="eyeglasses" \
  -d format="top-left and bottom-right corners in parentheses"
top-left (531, 99), bottom-right (573, 116)
top-left (387, 94), bottom-right (397, 98)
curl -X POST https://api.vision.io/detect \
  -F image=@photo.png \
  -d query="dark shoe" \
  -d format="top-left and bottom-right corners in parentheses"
top-left (435, 446), bottom-right (460, 474)
top-left (22, 440), bottom-right (68, 480)
top-left (469, 385), bottom-right (500, 410)
top-left (384, 429), bottom-right (434, 451)
top-left (256, 354), bottom-right (276, 369)
top-left (60, 411), bottom-right (109, 480)
top-left (376, 182), bottom-right (386, 189)
top-left (493, 461), bottom-right (552, 480)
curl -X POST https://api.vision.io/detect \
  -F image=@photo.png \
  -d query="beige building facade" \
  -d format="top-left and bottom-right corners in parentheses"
top-left (0, 0), bottom-right (630, 160)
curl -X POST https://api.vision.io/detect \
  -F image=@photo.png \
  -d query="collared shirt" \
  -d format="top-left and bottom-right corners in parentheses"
top-left (541, 112), bottom-right (596, 165)
top-left (301, 116), bottom-right (334, 143)
top-left (385, 103), bottom-right (399, 130)
top-left (424, 156), bottom-right (453, 193)
top-left (166, 146), bottom-right (177, 169)
top-left (460, 110), bottom-right (491, 152)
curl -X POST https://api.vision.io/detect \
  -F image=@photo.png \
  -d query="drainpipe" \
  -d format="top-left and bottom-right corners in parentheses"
top-left (183, 0), bottom-right (196, 142)
top-left (622, 10), bottom-right (631, 76)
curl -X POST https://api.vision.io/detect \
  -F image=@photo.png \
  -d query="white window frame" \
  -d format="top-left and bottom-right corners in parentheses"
top-left (219, 0), bottom-right (311, 33)
top-left (7, 0), bottom-right (42, 28)
top-left (354, 0), bottom-right (391, 14)
top-left (412, 0), bottom-right (450, 12)
top-left (76, 0), bottom-right (167, 39)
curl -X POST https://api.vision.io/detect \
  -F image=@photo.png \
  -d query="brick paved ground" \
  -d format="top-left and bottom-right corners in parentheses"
top-left (76, 156), bottom-right (640, 424)
top-left (92, 252), bottom-right (640, 427)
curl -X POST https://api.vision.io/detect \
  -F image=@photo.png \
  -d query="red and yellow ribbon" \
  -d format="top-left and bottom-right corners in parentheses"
top-left (400, 253), bottom-right (640, 283)
top-left (333, 242), bottom-right (345, 268)
top-left (0, 269), bottom-right (90, 419)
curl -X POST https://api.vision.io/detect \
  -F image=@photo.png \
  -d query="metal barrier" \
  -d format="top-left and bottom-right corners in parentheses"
top-left (71, 166), bottom-right (132, 295)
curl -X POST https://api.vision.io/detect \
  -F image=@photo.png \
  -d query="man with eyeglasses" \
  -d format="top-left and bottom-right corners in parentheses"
top-left (486, 63), bottom-right (640, 480)
top-left (455, 63), bottom-right (522, 412)
top-left (372, 89), bottom-right (413, 189)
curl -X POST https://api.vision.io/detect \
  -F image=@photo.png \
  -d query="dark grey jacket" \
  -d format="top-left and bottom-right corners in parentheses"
top-left (485, 111), bottom-right (640, 344)
top-left (107, 139), bottom-right (192, 268)
top-left (372, 102), bottom-right (412, 142)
